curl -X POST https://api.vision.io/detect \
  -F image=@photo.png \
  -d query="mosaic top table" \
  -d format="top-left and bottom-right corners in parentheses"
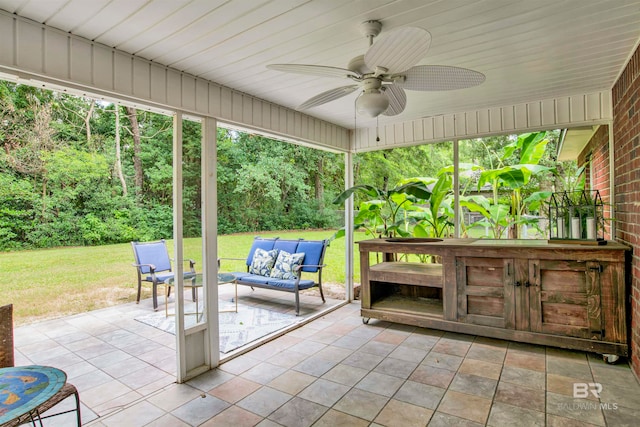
top-left (0, 365), bottom-right (67, 425)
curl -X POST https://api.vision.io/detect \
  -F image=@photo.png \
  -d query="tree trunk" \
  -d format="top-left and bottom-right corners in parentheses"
top-left (315, 157), bottom-right (324, 210)
top-left (125, 106), bottom-right (143, 200)
top-left (84, 100), bottom-right (95, 147)
top-left (114, 107), bottom-right (127, 196)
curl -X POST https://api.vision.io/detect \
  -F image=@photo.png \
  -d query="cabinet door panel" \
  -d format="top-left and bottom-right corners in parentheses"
top-left (530, 260), bottom-right (602, 339)
top-left (457, 257), bottom-right (514, 329)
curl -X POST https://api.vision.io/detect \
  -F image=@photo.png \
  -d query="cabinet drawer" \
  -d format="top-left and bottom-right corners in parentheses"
top-left (369, 262), bottom-right (443, 287)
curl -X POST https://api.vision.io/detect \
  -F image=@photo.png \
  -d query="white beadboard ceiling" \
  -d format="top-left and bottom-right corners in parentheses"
top-left (1, 0), bottom-right (639, 130)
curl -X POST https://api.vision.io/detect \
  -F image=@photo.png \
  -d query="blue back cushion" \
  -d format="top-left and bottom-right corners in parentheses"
top-left (296, 240), bottom-right (326, 272)
top-left (273, 239), bottom-right (300, 254)
top-left (245, 238), bottom-right (277, 265)
top-left (134, 241), bottom-right (172, 274)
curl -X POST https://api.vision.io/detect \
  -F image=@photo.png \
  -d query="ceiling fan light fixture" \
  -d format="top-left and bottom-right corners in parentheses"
top-left (356, 89), bottom-right (389, 117)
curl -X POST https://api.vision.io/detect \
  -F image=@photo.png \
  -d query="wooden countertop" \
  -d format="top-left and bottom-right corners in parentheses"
top-left (357, 238), bottom-right (630, 252)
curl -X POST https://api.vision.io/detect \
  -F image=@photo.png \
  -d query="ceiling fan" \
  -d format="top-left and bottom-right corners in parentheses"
top-left (267, 20), bottom-right (485, 118)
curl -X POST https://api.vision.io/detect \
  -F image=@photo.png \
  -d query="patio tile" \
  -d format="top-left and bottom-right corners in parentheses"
top-left (118, 365), bottom-right (170, 390)
top-left (171, 393), bottom-right (230, 426)
top-left (331, 334), bottom-right (369, 350)
top-left (359, 340), bottom-right (397, 357)
top-left (315, 344), bottom-right (353, 363)
top-left (388, 344), bottom-right (429, 363)
top-left (307, 330), bottom-right (341, 345)
top-left (432, 338), bottom-right (471, 357)
top-left (401, 333), bottom-right (440, 351)
top-left (341, 350), bottom-right (385, 370)
top-left (269, 370), bottom-right (317, 395)
top-left (437, 390), bottom-right (492, 424)
top-left (372, 329), bottom-right (409, 345)
top-left (355, 371), bottom-right (404, 397)
top-left (546, 358), bottom-right (593, 380)
top-left (422, 351), bottom-right (463, 372)
top-left (428, 411), bottom-right (483, 426)
top-left (500, 366), bottom-right (545, 390)
top-left (312, 408), bottom-right (369, 427)
top-left (88, 349), bottom-right (135, 369)
top-left (374, 398), bottom-right (434, 427)
top-left (236, 386), bottom-right (292, 417)
top-left (80, 378), bottom-right (134, 408)
top-left (292, 354), bottom-right (338, 377)
top-left (101, 400), bottom-right (165, 427)
top-left (409, 364), bottom-right (455, 388)
top-left (187, 368), bottom-right (235, 391)
top-left (465, 343), bottom-right (507, 364)
top-left (144, 413), bottom-right (191, 426)
top-left (100, 356), bottom-right (153, 378)
top-left (219, 353), bottom-right (262, 375)
top-left (266, 349), bottom-right (308, 369)
top-left (297, 378), bottom-right (350, 407)
top-left (146, 382), bottom-right (204, 411)
top-left (394, 380), bottom-right (445, 409)
top-left (598, 381), bottom-right (640, 409)
top-left (546, 391), bottom-right (605, 426)
top-left (72, 369), bottom-right (114, 392)
top-left (267, 396), bottom-right (328, 427)
top-left (546, 373), bottom-right (598, 400)
top-left (374, 356), bottom-right (419, 378)
top-left (135, 374), bottom-right (176, 397)
top-left (240, 361), bottom-right (288, 384)
top-left (287, 339), bottom-right (327, 355)
top-left (92, 390), bottom-right (143, 417)
top-left (546, 414), bottom-right (601, 427)
top-left (602, 403), bottom-right (640, 427)
top-left (494, 380), bottom-right (545, 412)
top-left (199, 405), bottom-right (263, 427)
top-left (487, 402), bottom-right (545, 426)
top-left (347, 324), bottom-right (383, 340)
top-left (457, 357), bottom-right (502, 380)
top-left (448, 372), bottom-right (497, 399)
top-left (321, 363), bottom-right (369, 387)
top-left (503, 349), bottom-right (546, 372)
top-left (210, 376), bottom-right (262, 403)
top-left (333, 388), bottom-right (389, 421)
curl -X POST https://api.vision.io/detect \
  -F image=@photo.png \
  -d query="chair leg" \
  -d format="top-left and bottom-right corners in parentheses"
top-left (152, 282), bottom-right (158, 311)
top-left (318, 283), bottom-right (326, 303)
top-left (74, 389), bottom-right (82, 426)
top-left (136, 280), bottom-right (142, 304)
top-left (295, 290), bottom-right (300, 316)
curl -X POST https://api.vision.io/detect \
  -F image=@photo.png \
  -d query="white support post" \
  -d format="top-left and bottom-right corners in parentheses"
top-left (453, 139), bottom-right (460, 238)
top-left (202, 117), bottom-right (220, 366)
top-left (173, 112), bottom-right (187, 382)
top-left (344, 151), bottom-right (354, 301)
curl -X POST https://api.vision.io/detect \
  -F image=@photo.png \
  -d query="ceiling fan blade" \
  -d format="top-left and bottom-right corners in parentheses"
top-left (298, 85), bottom-right (360, 110)
top-left (364, 27), bottom-right (431, 74)
top-left (382, 84), bottom-right (406, 116)
top-left (267, 64), bottom-right (360, 79)
top-left (397, 65), bottom-right (486, 91)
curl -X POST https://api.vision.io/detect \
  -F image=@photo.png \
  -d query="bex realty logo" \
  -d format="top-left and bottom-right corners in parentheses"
top-left (573, 382), bottom-right (602, 398)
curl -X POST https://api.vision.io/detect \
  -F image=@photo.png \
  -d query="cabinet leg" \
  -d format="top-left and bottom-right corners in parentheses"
top-left (362, 317), bottom-right (370, 324)
top-left (602, 354), bottom-right (621, 364)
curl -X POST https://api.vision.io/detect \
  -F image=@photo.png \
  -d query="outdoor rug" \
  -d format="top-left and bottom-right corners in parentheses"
top-left (135, 302), bottom-right (301, 353)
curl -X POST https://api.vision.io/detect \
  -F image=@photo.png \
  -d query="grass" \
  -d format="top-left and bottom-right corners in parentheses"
top-left (0, 230), bottom-right (366, 326)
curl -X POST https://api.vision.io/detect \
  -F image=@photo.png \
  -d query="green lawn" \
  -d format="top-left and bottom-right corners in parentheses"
top-left (0, 230), bottom-right (366, 325)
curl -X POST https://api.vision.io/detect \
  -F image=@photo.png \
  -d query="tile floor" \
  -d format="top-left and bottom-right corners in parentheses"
top-left (13, 288), bottom-right (640, 427)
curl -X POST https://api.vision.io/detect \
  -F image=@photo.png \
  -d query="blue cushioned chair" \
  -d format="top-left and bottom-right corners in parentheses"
top-left (131, 240), bottom-right (196, 310)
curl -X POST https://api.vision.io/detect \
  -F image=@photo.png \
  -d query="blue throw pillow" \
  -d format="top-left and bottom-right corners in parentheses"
top-left (270, 250), bottom-right (305, 280)
top-left (249, 248), bottom-right (279, 276)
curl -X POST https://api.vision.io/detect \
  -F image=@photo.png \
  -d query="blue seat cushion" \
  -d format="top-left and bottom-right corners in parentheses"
top-left (146, 272), bottom-right (172, 282)
top-left (266, 278), bottom-right (315, 290)
top-left (296, 241), bottom-right (324, 272)
top-left (236, 274), bottom-right (271, 286)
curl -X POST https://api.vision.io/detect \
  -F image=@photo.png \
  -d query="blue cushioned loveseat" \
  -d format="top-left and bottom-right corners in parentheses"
top-left (218, 237), bottom-right (328, 315)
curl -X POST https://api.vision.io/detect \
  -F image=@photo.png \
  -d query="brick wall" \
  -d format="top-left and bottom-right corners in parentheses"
top-left (578, 125), bottom-right (612, 239)
top-left (612, 44), bottom-right (640, 378)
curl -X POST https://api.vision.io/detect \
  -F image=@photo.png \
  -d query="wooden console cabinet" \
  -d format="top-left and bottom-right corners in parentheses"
top-left (358, 238), bottom-right (630, 358)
